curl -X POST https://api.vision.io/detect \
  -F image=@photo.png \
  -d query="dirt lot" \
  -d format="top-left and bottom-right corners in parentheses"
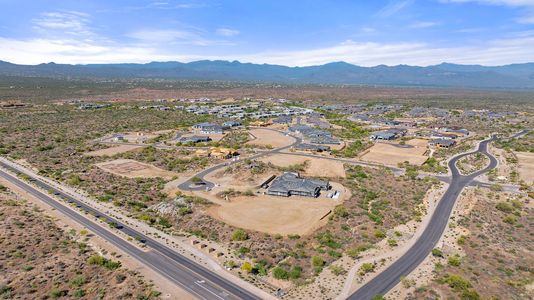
top-left (208, 196), bottom-right (333, 236)
top-left (84, 144), bottom-right (144, 157)
top-left (246, 128), bottom-right (295, 148)
top-left (121, 132), bottom-right (159, 143)
top-left (361, 138), bottom-right (428, 166)
top-left (259, 154), bottom-right (346, 178)
top-left (95, 159), bottom-right (177, 179)
top-left (207, 182), bottom-right (348, 236)
top-left (188, 160), bottom-right (350, 236)
top-left (515, 151), bottom-right (534, 184)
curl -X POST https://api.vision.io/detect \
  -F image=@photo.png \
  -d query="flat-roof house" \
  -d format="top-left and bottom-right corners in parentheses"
top-left (179, 135), bottom-right (212, 144)
top-left (369, 128), bottom-right (406, 141)
top-left (430, 132), bottom-right (457, 140)
top-left (192, 123), bottom-right (224, 134)
top-left (267, 172), bottom-right (330, 198)
top-left (370, 131), bottom-right (396, 140)
top-left (429, 139), bottom-right (456, 148)
top-left (273, 115), bottom-right (293, 124)
top-left (222, 121), bottom-right (241, 129)
top-left (441, 128), bottom-right (469, 137)
top-left (310, 136), bottom-right (341, 145)
top-left (294, 143), bottom-right (330, 152)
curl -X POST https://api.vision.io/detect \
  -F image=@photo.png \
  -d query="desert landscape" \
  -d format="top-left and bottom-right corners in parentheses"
top-left (95, 159), bottom-right (178, 179)
top-left (361, 138), bottom-right (429, 166)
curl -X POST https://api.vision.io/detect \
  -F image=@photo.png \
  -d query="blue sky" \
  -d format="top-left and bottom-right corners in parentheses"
top-left (1, 0), bottom-right (534, 66)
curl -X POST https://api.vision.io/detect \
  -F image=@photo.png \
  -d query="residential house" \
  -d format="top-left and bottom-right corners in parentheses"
top-left (267, 172), bottom-right (330, 198)
top-left (179, 135), bottom-right (212, 144)
top-left (294, 143), bottom-right (330, 152)
top-left (429, 139), bottom-right (456, 148)
top-left (222, 121), bottom-right (241, 129)
top-left (369, 129), bottom-right (406, 140)
top-left (192, 123), bottom-right (224, 134)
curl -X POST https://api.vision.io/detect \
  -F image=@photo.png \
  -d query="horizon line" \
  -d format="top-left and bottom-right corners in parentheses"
top-left (2, 59), bottom-right (534, 68)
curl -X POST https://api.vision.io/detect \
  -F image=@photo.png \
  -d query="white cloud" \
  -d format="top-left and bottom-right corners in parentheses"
top-left (127, 29), bottom-right (235, 46)
top-left (32, 11), bottom-right (93, 36)
top-left (375, 0), bottom-right (414, 17)
top-left (0, 37), bottom-right (204, 64)
top-left (216, 28), bottom-right (240, 37)
top-left (127, 29), bottom-right (200, 43)
top-left (443, 0), bottom-right (534, 23)
top-left (408, 21), bottom-right (439, 29)
top-left (3, 34), bottom-right (534, 66)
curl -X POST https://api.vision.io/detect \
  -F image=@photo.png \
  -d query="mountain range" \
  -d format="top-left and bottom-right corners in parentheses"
top-left (1, 60), bottom-right (534, 89)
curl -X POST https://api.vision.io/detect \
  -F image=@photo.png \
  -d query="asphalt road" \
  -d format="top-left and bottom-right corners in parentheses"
top-left (0, 160), bottom-right (262, 300)
top-left (348, 135), bottom-right (498, 300)
top-left (177, 128), bottom-right (404, 191)
top-left (178, 129), bottom-right (302, 191)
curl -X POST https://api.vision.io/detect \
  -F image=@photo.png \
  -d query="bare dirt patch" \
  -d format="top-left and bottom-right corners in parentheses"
top-left (84, 144), bottom-right (144, 157)
top-left (515, 151), bottom-right (534, 184)
top-left (246, 129), bottom-right (295, 148)
top-left (95, 159), bottom-right (177, 179)
top-left (259, 154), bottom-right (346, 178)
top-left (361, 138), bottom-right (428, 166)
top-left (207, 183), bottom-right (347, 236)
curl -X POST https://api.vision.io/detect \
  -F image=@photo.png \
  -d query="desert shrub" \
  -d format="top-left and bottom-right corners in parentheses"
top-left (503, 214), bottom-right (518, 224)
top-left (495, 202), bottom-right (514, 213)
top-left (374, 229), bottom-right (386, 238)
top-left (334, 205), bottom-right (349, 217)
top-left (359, 263), bottom-right (375, 276)
top-left (115, 273), bottom-right (127, 283)
top-left (70, 275), bottom-right (86, 287)
top-left (431, 248), bottom-right (443, 257)
top-left (440, 273), bottom-right (472, 292)
top-left (289, 266), bottom-right (302, 279)
top-left (49, 288), bottom-right (67, 299)
top-left (241, 262), bottom-right (253, 273)
top-left (272, 267), bottom-right (289, 280)
top-left (178, 207), bottom-right (192, 216)
top-left (87, 255), bottom-right (121, 270)
top-left (73, 289), bottom-right (86, 298)
top-left (311, 256), bottom-right (324, 268)
top-left (231, 229), bottom-right (248, 241)
top-left (329, 264), bottom-right (347, 276)
top-left (448, 255), bottom-right (461, 267)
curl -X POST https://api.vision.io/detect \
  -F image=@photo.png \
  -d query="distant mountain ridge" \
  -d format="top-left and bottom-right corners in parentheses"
top-left (1, 59), bottom-right (534, 89)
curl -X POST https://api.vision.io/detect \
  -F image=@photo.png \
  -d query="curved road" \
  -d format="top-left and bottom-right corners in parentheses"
top-left (348, 135), bottom-right (497, 300)
top-left (178, 129), bottom-right (302, 191)
top-left (177, 128), bottom-right (404, 191)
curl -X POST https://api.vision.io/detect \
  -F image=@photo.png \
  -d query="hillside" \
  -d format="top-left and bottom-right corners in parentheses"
top-left (1, 60), bottom-right (534, 89)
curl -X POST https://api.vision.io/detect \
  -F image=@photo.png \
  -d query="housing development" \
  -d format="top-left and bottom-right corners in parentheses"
top-left (1, 89), bottom-right (532, 300)
top-left (1, 1), bottom-right (534, 300)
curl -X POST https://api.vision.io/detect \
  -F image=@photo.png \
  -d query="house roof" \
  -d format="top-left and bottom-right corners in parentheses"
top-left (430, 139), bottom-right (455, 146)
top-left (180, 135), bottom-right (211, 142)
top-left (268, 172), bottom-right (328, 195)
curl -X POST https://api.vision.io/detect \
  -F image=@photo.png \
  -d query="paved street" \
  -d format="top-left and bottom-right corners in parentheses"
top-left (347, 136), bottom-right (497, 299)
top-left (0, 160), bottom-right (262, 300)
